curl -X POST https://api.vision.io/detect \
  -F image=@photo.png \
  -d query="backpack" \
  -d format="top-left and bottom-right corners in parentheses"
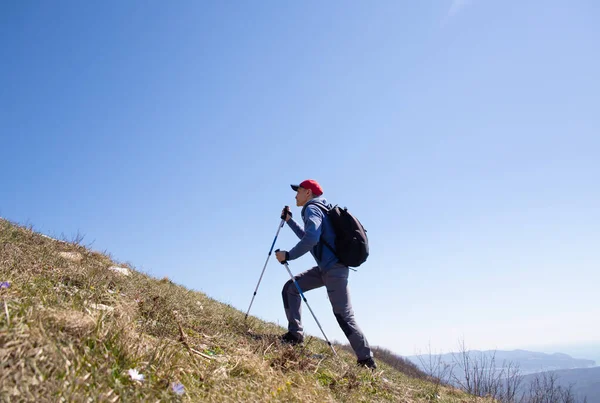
top-left (313, 203), bottom-right (369, 268)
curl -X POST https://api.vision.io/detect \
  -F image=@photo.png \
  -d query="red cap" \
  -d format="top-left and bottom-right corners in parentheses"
top-left (290, 179), bottom-right (323, 196)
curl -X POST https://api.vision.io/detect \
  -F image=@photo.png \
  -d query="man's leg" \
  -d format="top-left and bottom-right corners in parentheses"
top-left (281, 266), bottom-right (324, 339)
top-left (324, 266), bottom-right (373, 361)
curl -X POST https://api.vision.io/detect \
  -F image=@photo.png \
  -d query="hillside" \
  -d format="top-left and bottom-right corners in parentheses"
top-left (0, 218), bottom-right (492, 402)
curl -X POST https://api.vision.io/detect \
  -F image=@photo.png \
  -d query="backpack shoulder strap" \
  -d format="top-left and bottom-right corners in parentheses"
top-left (310, 202), bottom-right (337, 260)
top-left (301, 200), bottom-right (330, 217)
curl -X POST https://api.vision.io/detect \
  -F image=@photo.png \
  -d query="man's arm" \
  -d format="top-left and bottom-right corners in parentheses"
top-left (286, 218), bottom-right (305, 239)
top-left (281, 205), bottom-right (305, 239)
top-left (287, 205), bottom-right (323, 260)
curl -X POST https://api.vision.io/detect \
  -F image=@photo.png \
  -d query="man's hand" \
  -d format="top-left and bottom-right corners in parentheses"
top-left (281, 206), bottom-right (292, 222)
top-left (275, 250), bottom-right (289, 263)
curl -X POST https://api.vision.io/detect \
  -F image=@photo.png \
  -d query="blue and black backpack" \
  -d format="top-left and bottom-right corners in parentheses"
top-left (307, 202), bottom-right (370, 268)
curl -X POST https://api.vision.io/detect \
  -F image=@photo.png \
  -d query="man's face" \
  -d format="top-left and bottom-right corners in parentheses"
top-left (295, 187), bottom-right (312, 207)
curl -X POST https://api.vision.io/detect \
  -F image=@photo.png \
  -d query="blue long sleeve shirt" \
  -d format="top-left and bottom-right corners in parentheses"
top-left (286, 197), bottom-right (342, 271)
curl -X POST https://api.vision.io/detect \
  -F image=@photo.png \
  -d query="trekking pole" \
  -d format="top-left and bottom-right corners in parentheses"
top-left (275, 249), bottom-right (338, 357)
top-left (244, 218), bottom-right (286, 320)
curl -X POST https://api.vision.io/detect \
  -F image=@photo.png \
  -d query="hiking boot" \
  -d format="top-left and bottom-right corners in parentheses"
top-left (357, 357), bottom-right (377, 370)
top-left (279, 332), bottom-right (304, 346)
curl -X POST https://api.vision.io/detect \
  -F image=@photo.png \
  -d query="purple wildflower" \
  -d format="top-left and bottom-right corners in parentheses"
top-left (171, 382), bottom-right (185, 395)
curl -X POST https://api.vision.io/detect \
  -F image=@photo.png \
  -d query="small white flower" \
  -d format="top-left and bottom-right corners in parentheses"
top-left (128, 368), bottom-right (144, 381)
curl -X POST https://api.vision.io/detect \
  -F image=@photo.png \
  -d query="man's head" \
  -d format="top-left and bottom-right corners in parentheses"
top-left (290, 179), bottom-right (323, 207)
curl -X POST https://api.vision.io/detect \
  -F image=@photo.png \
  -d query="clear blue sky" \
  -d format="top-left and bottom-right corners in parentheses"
top-left (1, 1), bottom-right (598, 357)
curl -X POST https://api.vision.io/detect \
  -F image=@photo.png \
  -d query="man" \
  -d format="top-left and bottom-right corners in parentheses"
top-left (275, 179), bottom-right (376, 370)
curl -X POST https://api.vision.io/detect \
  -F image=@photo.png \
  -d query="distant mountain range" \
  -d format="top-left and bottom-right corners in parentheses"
top-left (529, 342), bottom-right (600, 370)
top-left (406, 349), bottom-right (596, 375)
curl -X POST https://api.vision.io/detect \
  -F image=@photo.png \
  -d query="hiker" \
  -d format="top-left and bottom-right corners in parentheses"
top-left (275, 179), bottom-right (377, 369)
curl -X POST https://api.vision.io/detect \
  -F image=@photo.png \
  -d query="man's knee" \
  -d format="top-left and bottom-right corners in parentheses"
top-left (282, 279), bottom-right (296, 294)
top-left (281, 279), bottom-right (295, 309)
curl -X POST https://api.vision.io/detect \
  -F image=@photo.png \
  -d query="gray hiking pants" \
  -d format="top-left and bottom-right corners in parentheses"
top-left (281, 265), bottom-right (373, 361)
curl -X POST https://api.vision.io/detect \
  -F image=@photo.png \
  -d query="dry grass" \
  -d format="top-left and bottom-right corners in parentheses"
top-left (0, 217), bottom-right (495, 402)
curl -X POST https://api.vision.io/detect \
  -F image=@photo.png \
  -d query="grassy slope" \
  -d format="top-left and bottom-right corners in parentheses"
top-left (0, 218), bottom-right (493, 402)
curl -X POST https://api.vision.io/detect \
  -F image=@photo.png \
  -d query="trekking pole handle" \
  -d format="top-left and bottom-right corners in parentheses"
top-left (274, 249), bottom-right (288, 264)
top-left (281, 206), bottom-right (292, 221)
